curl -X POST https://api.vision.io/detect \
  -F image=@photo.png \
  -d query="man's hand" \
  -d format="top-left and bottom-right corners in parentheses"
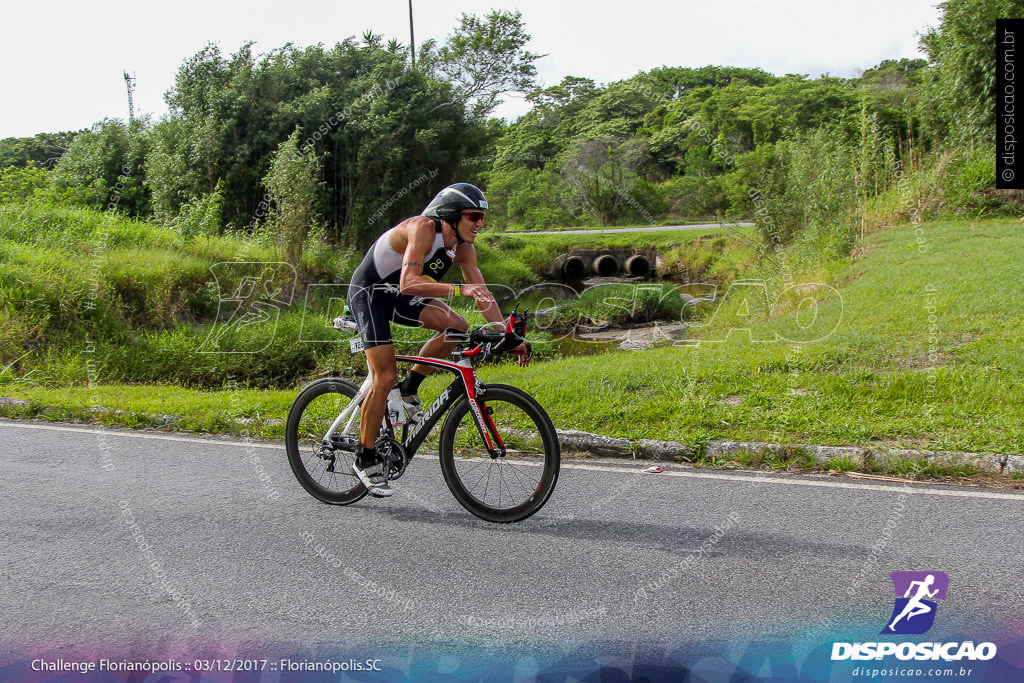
top-left (511, 342), bottom-right (532, 366)
top-left (460, 284), bottom-right (495, 306)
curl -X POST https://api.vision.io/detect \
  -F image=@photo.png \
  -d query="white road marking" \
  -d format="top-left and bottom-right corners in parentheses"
top-left (558, 461), bottom-right (1024, 500)
top-left (3, 420), bottom-right (1021, 501)
top-left (0, 420), bottom-right (284, 450)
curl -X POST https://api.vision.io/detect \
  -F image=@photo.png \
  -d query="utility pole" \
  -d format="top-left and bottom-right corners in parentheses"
top-left (408, 0), bottom-right (415, 68)
top-left (123, 71), bottom-right (137, 122)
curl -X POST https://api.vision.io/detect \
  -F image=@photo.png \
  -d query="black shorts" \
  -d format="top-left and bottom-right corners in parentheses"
top-left (347, 283), bottom-right (434, 349)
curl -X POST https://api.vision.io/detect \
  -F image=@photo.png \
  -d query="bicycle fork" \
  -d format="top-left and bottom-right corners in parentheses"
top-left (457, 364), bottom-right (506, 459)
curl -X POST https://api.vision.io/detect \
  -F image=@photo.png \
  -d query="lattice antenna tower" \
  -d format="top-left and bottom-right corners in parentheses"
top-left (123, 71), bottom-right (137, 122)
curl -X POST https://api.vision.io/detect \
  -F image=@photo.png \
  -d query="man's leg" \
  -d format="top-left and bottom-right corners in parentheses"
top-left (394, 300), bottom-right (469, 413)
top-left (349, 343), bottom-right (400, 497)
top-left (360, 343), bottom-right (399, 451)
top-left (407, 299), bottom-right (468, 379)
top-left (388, 297), bottom-right (470, 421)
top-left (348, 284), bottom-right (399, 452)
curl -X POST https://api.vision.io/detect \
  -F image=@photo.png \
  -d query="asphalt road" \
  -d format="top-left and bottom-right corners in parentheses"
top-left (506, 221), bottom-right (755, 235)
top-left (2, 418), bottom-right (1022, 666)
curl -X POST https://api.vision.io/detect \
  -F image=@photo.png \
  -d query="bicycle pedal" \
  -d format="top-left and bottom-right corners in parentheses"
top-left (329, 435), bottom-right (359, 452)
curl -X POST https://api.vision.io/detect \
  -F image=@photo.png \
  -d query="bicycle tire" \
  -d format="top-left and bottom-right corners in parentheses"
top-left (438, 384), bottom-right (560, 523)
top-left (285, 377), bottom-right (368, 505)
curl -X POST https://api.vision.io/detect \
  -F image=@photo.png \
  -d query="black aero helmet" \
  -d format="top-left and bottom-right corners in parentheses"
top-left (422, 183), bottom-right (488, 227)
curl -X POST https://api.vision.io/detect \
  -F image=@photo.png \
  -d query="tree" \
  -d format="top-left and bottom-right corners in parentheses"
top-left (642, 65), bottom-right (777, 98)
top-left (265, 129), bottom-right (322, 266)
top-left (488, 76), bottom-right (599, 172)
top-left (51, 118), bottom-right (150, 215)
top-left (561, 137), bottom-right (652, 222)
top-left (574, 78), bottom-right (666, 140)
top-left (641, 74), bottom-right (861, 178)
top-left (420, 10), bottom-right (544, 118)
top-left (857, 58), bottom-right (927, 142)
top-left (919, 0), bottom-right (1024, 146)
top-left (0, 131), bottom-right (81, 170)
top-left (152, 38), bottom-right (490, 245)
top-left (146, 118), bottom-right (208, 222)
top-left (171, 181), bottom-right (224, 241)
top-left (485, 166), bottom-right (574, 230)
top-left (0, 166), bottom-right (50, 203)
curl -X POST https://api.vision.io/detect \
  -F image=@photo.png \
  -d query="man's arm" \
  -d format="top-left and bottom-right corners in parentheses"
top-left (456, 244), bottom-right (502, 324)
top-left (399, 218), bottom-right (460, 298)
top-left (457, 245), bottom-right (528, 357)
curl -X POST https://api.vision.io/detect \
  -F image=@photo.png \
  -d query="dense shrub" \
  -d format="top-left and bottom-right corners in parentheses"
top-left (0, 167), bottom-right (51, 204)
top-left (657, 175), bottom-right (727, 218)
top-left (486, 166), bottom-right (576, 230)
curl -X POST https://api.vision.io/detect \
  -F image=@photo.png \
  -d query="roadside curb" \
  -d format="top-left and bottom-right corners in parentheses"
top-left (1, 398), bottom-right (1018, 478)
top-left (556, 429), bottom-right (1022, 476)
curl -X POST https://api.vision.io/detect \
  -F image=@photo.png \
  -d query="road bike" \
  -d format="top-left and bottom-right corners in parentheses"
top-left (285, 306), bottom-right (560, 523)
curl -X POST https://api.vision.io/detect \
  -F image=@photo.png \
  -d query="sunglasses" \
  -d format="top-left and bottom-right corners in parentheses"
top-left (461, 211), bottom-right (486, 223)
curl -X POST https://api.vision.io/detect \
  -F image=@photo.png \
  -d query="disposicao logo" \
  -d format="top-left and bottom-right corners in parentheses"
top-left (882, 571), bottom-right (949, 635)
top-left (831, 571), bottom-right (997, 662)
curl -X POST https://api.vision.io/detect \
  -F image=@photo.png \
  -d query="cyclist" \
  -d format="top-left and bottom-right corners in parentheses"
top-left (347, 183), bottom-right (524, 496)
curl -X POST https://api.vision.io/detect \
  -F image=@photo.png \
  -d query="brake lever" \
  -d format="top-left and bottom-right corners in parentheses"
top-left (504, 303), bottom-right (520, 334)
top-left (517, 343), bottom-right (533, 367)
top-left (513, 307), bottom-right (530, 337)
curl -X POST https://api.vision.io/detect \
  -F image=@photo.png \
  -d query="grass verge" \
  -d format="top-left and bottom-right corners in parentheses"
top-left (2, 217), bottom-right (1022, 479)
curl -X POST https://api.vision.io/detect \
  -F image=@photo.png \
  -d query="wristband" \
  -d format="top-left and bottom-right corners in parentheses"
top-left (453, 283), bottom-right (462, 297)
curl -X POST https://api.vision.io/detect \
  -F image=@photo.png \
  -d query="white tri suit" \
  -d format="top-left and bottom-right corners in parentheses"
top-left (347, 217), bottom-right (456, 348)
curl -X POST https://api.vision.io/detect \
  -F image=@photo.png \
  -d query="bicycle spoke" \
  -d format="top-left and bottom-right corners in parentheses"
top-left (446, 390), bottom-right (555, 515)
top-left (502, 461), bottom-right (533, 497)
top-left (286, 379), bottom-right (367, 505)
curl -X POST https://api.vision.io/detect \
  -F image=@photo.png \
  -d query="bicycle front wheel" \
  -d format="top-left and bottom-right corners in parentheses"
top-left (285, 377), bottom-right (368, 505)
top-left (438, 384), bottom-right (560, 523)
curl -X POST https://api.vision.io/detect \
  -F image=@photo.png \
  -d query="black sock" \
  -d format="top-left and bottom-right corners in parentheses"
top-left (355, 445), bottom-right (377, 468)
top-left (400, 370), bottom-right (428, 396)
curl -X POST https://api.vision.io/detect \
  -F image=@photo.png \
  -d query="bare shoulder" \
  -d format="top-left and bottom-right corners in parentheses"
top-left (454, 241), bottom-right (478, 263)
top-left (392, 216), bottom-right (434, 253)
top-left (403, 215), bottom-right (435, 232)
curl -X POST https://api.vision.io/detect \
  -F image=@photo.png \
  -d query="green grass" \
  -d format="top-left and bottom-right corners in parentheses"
top-left (0, 383), bottom-right (296, 439)
top-left (2, 208), bottom-right (1022, 471)
top-left (0, 201), bottom-right (361, 388)
top-left (476, 226), bottom-right (759, 284)
top-left (544, 282), bottom-right (698, 330)
top-left (477, 217), bottom-right (1024, 455)
top-left (0, 200), bottom-right (753, 388)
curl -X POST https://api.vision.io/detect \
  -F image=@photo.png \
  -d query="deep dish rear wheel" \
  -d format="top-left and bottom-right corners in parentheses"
top-left (438, 384), bottom-right (559, 523)
top-left (285, 378), bottom-right (368, 505)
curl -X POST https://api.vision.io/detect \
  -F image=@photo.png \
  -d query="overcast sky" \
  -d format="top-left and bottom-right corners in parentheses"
top-left (0, 0), bottom-right (942, 139)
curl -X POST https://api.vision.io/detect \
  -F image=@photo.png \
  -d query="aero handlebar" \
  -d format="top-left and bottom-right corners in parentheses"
top-left (450, 304), bottom-right (533, 366)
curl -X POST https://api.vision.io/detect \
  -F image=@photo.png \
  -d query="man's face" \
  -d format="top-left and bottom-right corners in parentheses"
top-left (457, 210), bottom-right (485, 242)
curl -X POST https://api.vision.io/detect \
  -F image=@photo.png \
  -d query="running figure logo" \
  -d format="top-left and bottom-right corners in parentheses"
top-left (881, 571), bottom-right (949, 635)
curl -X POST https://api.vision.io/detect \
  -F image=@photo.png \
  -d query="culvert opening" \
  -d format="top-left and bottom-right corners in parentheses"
top-left (625, 255), bottom-right (651, 277)
top-left (592, 254), bottom-right (620, 276)
top-left (562, 256), bottom-right (586, 279)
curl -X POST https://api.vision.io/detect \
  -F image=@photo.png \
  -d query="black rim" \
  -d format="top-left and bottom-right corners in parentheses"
top-left (441, 386), bottom-right (559, 522)
top-left (286, 380), bottom-right (367, 504)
